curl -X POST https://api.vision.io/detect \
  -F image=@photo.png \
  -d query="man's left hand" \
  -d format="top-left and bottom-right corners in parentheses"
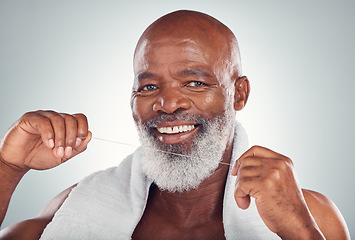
top-left (231, 146), bottom-right (324, 239)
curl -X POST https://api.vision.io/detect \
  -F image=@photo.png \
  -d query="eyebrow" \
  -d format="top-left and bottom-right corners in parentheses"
top-left (135, 72), bottom-right (156, 81)
top-left (135, 68), bottom-right (212, 82)
top-left (177, 68), bottom-right (212, 78)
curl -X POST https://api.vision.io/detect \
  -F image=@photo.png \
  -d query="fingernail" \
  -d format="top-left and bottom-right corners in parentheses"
top-left (57, 147), bottom-right (64, 157)
top-left (232, 162), bottom-right (237, 171)
top-left (231, 161), bottom-right (239, 176)
top-left (231, 167), bottom-right (236, 176)
top-left (75, 137), bottom-right (82, 148)
top-left (48, 139), bottom-right (54, 148)
top-left (65, 146), bottom-right (72, 157)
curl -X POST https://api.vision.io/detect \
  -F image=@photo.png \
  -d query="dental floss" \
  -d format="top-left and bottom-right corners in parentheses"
top-left (91, 137), bottom-right (137, 148)
top-left (90, 136), bottom-right (233, 166)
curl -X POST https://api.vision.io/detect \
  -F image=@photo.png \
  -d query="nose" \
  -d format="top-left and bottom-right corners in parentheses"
top-left (152, 87), bottom-right (191, 114)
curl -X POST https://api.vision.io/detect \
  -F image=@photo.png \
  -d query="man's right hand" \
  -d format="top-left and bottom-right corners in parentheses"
top-left (0, 110), bottom-right (91, 172)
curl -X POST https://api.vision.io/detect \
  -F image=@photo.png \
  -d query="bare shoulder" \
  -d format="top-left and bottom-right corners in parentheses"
top-left (37, 184), bottom-right (77, 219)
top-left (0, 184), bottom-right (76, 240)
top-left (302, 189), bottom-right (350, 240)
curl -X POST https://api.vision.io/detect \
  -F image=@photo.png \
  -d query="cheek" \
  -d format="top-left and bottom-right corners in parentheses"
top-left (193, 91), bottom-right (227, 113)
top-left (202, 95), bottom-right (213, 105)
top-left (131, 97), bottom-right (149, 123)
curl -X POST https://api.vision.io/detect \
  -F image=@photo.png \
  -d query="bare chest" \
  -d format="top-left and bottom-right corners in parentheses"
top-left (132, 209), bottom-right (226, 240)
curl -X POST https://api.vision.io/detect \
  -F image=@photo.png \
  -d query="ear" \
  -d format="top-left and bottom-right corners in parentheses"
top-left (234, 76), bottom-right (250, 111)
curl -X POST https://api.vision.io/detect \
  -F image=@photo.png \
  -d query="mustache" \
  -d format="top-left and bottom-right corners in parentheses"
top-left (144, 112), bottom-right (210, 128)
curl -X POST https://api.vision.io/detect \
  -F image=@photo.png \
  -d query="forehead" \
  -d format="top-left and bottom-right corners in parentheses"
top-left (134, 37), bottom-right (219, 74)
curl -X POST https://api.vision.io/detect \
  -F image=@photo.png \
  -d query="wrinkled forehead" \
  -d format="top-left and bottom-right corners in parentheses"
top-left (133, 36), bottom-right (218, 71)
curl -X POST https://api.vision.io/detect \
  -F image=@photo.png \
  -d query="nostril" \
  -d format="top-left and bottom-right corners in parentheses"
top-left (153, 92), bottom-right (192, 114)
top-left (173, 107), bottom-right (189, 114)
top-left (152, 97), bottom-right (164, 112)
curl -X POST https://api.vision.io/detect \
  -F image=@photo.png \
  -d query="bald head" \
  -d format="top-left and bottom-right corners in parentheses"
top-left (134, 10), bottom-right (242, 79)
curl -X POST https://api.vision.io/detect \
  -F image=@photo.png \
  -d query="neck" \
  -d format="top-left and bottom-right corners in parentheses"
top-left (149, 142), bottom-right (233, 228)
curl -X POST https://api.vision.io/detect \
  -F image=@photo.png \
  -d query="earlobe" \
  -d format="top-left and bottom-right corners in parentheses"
top-left (234, 76), bottom-right (250, 111)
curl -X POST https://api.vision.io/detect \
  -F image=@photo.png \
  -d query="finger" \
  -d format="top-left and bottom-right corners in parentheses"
top-left (234, 182), bottom-right (251, 209)
top-left (232, 146), bottom-right (285, 174)
top-left (73, 113), bottom-right (88, 148)
top-left (61, 114), bottom-right (78, 158)
top-left (37, 118), bottom-right (55, 149)
top-left (58, 131), bottom-right (92, 165)
top-left (39, 111), bottom-right (66, 158)
top-left (234, 171), bottom-right (264, 210)
top-left (25, 113), bottom-right (55, 149)
top-left (234, 159), bottom-right (265, 207)
top-left (242, 145), bottom-right (285, 160)
top-left (236, 195), bottom-right (251, 210)
top-left (231, 158), bottom-right (241, 176)
top-left (73, 131), bottom-right (92, 154)
top-left (231, 155), bottom-right (264, 176)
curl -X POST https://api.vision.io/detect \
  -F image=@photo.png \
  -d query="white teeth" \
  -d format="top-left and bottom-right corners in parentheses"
top-left (157, 125), bottom-right (195, 134)
top-left (173, 126), bottom-right (179, 133)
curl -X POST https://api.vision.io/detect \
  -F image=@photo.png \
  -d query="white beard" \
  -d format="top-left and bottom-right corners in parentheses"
top-left (137, 111), bottom-right (235, 193)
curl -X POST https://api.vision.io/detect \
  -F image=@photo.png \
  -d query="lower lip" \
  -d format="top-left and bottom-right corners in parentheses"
top-left (153, 126), bottom-right (199, 145)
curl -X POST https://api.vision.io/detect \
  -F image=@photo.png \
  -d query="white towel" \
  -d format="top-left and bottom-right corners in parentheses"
top-left (40, 122), bottom-right (279, 239)
top-left (222, 123), bottom-right (279, 239)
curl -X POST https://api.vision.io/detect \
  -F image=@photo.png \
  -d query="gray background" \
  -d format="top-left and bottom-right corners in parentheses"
top-left (0, 0), bottom-right (354, 237)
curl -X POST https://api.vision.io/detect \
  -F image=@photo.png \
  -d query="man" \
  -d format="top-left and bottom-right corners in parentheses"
top-left (0, 10), bottom-right (350, 239)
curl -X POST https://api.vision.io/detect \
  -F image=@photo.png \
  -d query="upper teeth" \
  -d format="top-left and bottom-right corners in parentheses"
top-left (157, 125), bottom-right (195, 134)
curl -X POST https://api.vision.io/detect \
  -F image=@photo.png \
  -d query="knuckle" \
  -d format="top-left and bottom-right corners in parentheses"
top-left (21, 111), bottom-right (38, 120)
top-left (21, 112), bottom-right (50, 126)
top-left (63, 114), bottom-right (77, 124)
top-left (276, 158), bottom-right (292, 171)
top-left (44, 110), bottom-right (56, 114)
top-left (66, 137), bottom-right (75, 146)
top-left (249, 145), bottom-right (259, 151)
top-left (44, 110), bottom-right (58, 115)
top-left (36, 110), bottom-right (57, 116)
top-left (74, 113), bottom-right (87, 120)
top-left (74, 113), bottom-right (88, 125)
top-left (284, 157), bottom-right (294, 166)
top-left (52, 115), bottom-right (65, 125)
top-left (251, 145), bottom-right (263, 150)
top-left (41, 117), bottom-right (53, 129)
top-left (263, 177), bottom-right (275, 189)
top-left (274, 158), bottom-right (285, 169)
top-left (60, 113), bottom-right (70, 119)
top-left (56, 138), bottom-right (65, 146)
top-left (32, 110), bottom-right (43, 115)
top-left (242, 156), bottom-right (254, 164)
top-left (22, 111), bottom-right (32, 118)
top-left (268, 168), bottom-right (281, 181)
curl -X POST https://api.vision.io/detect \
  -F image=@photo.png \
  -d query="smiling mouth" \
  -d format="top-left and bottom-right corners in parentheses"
top-left (156, 125), bottom-right (196, 134)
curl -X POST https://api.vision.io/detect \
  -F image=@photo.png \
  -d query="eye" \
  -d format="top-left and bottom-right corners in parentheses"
top-left (187, 81), bottom-right (205, 87)
top-left (140, 84), bottom-right (157, 92)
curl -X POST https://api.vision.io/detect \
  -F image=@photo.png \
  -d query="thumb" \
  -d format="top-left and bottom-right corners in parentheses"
top-left (74, 131), bottom-right (92, 153)
top-left (235, 194), bottom-right (251, 210)
top-left (234, 185), bottom-right (251, 210)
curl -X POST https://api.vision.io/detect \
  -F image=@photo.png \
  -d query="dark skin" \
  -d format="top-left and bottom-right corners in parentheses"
top-left (0, 111), bottom-right (90, 239)
top-left (132, 163), bottom-right (230, 240)
top-left (0, 10), bottom-right (350, 240)
top-left (130, 11), bottom-right (349, 240)
top-left (130, 13), bottom-right (244, 239)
